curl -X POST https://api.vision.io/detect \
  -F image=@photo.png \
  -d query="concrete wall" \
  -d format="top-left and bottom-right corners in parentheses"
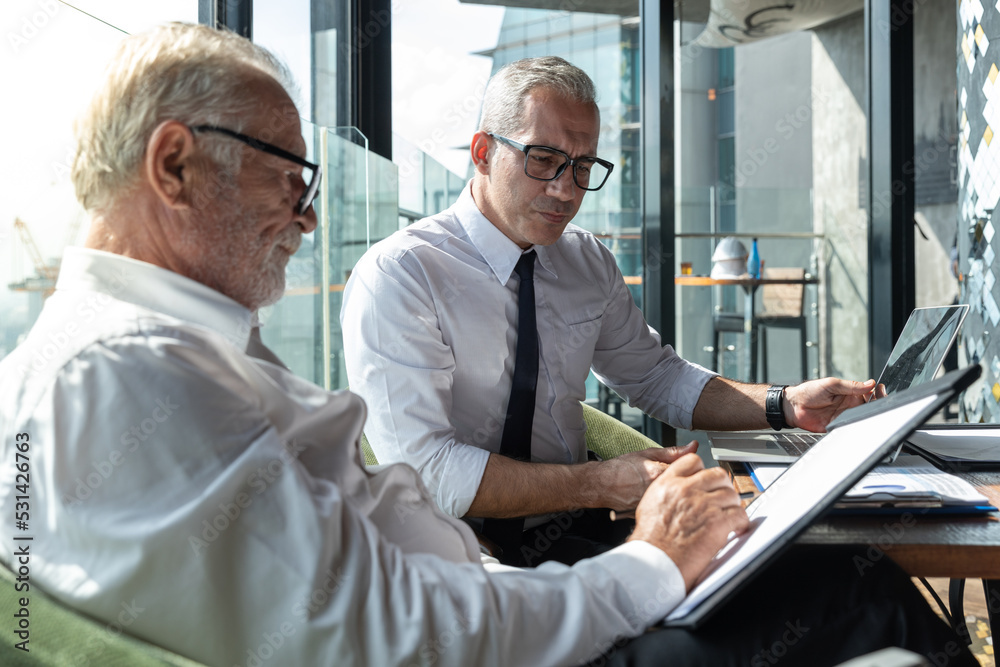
top-left (811, 12), bottom-right (868, 381)
top-left (913, 1), bottom-right (959, 309)
top-left (733, 31), bottom-right (817, 383)
top-left (734, 31), bottom-right (814, 193)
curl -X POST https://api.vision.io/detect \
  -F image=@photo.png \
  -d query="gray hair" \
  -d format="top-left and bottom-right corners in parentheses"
top-left (478, 56), bottom-right (597, 136)
top-left (72, 22), bottom-right (296, 213)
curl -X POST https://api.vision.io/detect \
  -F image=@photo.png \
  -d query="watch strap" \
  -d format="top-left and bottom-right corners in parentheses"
top-left (766, 385), bottom-right (789, 431)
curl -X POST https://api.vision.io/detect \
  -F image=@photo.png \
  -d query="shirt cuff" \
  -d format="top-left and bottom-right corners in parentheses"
top-left (434, 442), bottom-right (492, 518)
top-left (670, 361), bottom-right (717, 430)
top-left (594, 540), bottom-right (687, 626)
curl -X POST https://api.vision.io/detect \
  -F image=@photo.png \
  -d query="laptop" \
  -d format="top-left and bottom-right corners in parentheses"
top-left (663, 365), bottom-right (981, 629)
top-left (710, 304), bottom-right (970, 464)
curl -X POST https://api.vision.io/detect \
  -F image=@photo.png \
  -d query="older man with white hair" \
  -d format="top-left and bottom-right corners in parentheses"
top-left (0, 23), bottom-right (974, 667)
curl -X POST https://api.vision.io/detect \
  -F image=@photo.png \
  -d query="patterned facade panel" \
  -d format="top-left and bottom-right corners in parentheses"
top-left (956, 0), bottom-right (1000, 421)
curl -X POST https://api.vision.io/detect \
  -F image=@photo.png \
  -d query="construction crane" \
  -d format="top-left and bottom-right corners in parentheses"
top-left (8, 218), bottom-right (60, 297)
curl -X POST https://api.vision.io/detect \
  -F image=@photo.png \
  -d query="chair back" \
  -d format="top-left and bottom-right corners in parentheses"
top-left (758, 267), bottom-right (805, 319)
top-left (582, 402), bottom-right (660, 459)
top-left (361, 432), bottom-right (379, 465)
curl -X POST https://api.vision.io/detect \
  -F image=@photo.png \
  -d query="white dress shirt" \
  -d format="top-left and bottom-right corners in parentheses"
top-left (341, 184), bottom-right (715, 519)
top-left (0, 247), bottom-right (685, 667)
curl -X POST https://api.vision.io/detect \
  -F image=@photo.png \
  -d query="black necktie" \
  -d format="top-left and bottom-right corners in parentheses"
top-left (481, 251), bottom-right (538, 564)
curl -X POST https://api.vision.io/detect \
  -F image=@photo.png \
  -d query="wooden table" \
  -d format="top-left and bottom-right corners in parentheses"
top-left (727, 461), bottom-right (1000, 654)
top-left (675, 274), bottom-right (818, 380)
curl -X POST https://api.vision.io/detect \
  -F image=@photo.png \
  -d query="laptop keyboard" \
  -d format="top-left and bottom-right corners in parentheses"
top-left (774, 432), bottom-right (822, 456)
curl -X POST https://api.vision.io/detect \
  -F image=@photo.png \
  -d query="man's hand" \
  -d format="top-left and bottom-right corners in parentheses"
top-left (588, 442), bottom-right (699, 511)
top-left (628, 454), bottom-right (749, 592)
top-left (785, 377), bottom-right (877, 432)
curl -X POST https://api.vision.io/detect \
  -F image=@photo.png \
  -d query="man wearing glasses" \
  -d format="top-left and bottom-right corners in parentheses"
top-left (342, 57), bottom-right (877, 567)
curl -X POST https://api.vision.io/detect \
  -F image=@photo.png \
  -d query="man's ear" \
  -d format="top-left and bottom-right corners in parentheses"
top-left (470, 131), bottom-right (492, 174)
top-left (145, 121), bottom-right (198, 210)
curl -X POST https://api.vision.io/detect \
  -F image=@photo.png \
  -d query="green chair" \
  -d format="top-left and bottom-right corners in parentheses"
top-left (361, 431), bottom-right (379, 466)
top-left (581, 401), bottom-right (660, 460)
top-left (0, 563), bottom-right (206, 667)
top-left (360, 402), bottom-right (660, 466)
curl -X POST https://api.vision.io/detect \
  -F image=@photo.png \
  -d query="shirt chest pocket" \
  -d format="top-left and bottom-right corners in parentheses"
top-left (548, 315), bottom-right (602, 390)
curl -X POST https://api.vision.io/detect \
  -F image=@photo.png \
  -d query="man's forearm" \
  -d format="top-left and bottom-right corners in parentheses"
top-left (691, 376), bottom-right (769, 431)
top-left (465, 454), bottom-right (602, 518)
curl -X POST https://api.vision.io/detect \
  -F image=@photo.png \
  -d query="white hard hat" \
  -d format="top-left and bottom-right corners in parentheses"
top-left (711, 237), bottom-right (748, 279)
top-left (712, 236), bottom-right (748, 262)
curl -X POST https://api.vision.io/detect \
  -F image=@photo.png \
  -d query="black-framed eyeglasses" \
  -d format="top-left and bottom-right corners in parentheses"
top-left (488, 133), bottom-right (614, 192)
top-left (191, 125), bottom-right (322, 215)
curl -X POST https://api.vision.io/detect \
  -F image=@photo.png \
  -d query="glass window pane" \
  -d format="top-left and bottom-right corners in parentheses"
top-left (1, 2), bottom-right (198, 361)
top-left (391, 2), bottom-right (641, 424)
top-left (253, 2), bottom-right (313, 121)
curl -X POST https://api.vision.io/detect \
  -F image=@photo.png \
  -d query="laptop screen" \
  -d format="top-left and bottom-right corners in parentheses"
top-left (875, 305), bottom-right (969, 397)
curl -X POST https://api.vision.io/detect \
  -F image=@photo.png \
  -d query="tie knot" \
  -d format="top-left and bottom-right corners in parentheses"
top-left (514, 251), bottom-right (536, 281)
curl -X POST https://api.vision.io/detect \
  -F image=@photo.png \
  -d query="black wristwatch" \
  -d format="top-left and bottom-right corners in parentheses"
top-left (766, 385), bottom-right (789, 431)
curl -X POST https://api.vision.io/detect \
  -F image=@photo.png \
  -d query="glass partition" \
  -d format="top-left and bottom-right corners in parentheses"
top-left (259, 124), bottom-right (399, 391)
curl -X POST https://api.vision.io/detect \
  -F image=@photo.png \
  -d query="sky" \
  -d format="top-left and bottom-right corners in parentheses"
top-left (0, 0), bottom-right (503, 325)
top-left (392, 0), bottom-right (504, 176)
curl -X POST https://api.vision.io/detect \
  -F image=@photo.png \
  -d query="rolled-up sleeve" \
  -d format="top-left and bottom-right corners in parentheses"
top-left (341, 249), bottom-right (490, 517)
top-left (591, 258), bottom-right (717, 430)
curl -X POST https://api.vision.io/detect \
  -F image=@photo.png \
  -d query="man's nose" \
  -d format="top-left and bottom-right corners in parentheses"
top-left (296, 202), bottom-right (318, 234)
top-left (545, 165), bottom-right (577, 201)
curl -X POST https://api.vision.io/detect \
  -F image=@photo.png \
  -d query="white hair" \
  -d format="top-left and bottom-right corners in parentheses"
top-left (479, 56), bottom-right (597, 136)
top-left (72, 22), bottom-right (296, 213)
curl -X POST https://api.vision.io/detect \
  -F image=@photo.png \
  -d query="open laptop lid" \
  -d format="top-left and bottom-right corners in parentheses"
top-left (709, 304), bottom-right (969, 464)
top-left (664, 364), bottom-right (981, 629)
top-left (872, 304), bottom-right (969, 397)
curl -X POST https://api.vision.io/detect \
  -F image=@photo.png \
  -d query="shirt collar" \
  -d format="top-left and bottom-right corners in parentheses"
top-left (454, 182), bottom-right (558, 284)
top-left (56, 247), bottom-right (254, 350)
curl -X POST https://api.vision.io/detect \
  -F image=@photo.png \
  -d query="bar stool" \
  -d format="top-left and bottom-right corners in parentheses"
top-left (757, 267), bottom-right (809, 382)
